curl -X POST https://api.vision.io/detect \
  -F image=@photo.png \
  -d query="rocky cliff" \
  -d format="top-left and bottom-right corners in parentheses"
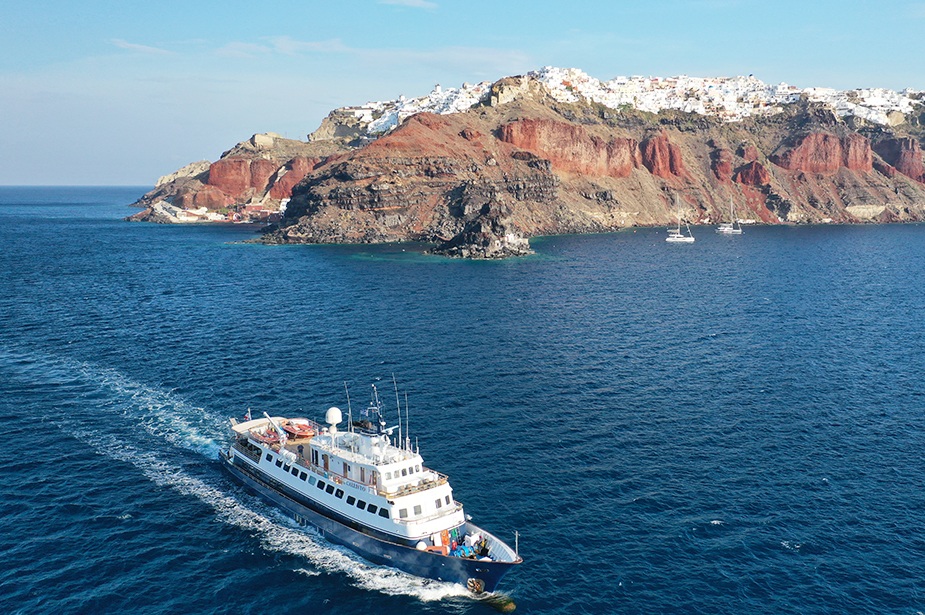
top-left (129, 133), bottom-right (346, 223)
top-left (132, 73), bottom-right (925, 255)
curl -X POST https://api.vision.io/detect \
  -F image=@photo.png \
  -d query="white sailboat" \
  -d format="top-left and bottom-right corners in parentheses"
top-left (666, 194), bottom-right (695, 243)
top-left (716, 198), bottom-right (743, 234)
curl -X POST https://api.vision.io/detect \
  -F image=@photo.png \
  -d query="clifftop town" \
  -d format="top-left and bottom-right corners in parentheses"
top-left (130, 67), bottom-right (925, 258)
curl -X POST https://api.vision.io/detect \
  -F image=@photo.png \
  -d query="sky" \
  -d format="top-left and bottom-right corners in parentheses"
top-left (2, 0), bottom-right (924, 185)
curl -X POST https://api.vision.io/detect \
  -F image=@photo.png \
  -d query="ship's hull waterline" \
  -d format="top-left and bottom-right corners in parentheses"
top-left (220, 450), bottom-right (519, 592)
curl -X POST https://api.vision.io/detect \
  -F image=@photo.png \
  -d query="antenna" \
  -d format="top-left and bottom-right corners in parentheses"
top-left (344, 382), bottom-right (353, 433)
top-left (404, 392), bottom-right (410, 452)
top-left (392, 373), bottom-right (401, 449)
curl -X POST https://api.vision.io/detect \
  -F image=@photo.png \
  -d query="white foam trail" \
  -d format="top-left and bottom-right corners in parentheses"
top-left (0, 348), bottom-right (222, 457)
top-left (74, 363), bottom-right (223, 458)
top-left (73, 430), bottom-right (468, 601)
top-left (5, 349), bottom-right (473, 601)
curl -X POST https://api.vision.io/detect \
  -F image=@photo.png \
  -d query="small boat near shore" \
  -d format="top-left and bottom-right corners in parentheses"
top-left (666, 194), bottom-right (695, 243)
top-left (716, 198), bottom-right (743, 235)
top-left (220, 385), bottom-right (522, 593)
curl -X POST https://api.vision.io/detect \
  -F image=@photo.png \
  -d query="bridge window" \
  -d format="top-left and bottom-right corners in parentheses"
top-left (367, 504), bottom-right (378, 514)
top-left (413, 504), bottom-right (422, 516)
top-left (399, 508), bottom-right (408, 519)
top-left (435, 499), bottom-right (442, 509)
top-left (378, 508), bottom-right (390, 519)
top-left (445, 495), bottom-right (450, 505)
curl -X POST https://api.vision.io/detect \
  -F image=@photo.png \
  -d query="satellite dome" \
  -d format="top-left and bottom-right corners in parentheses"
top-left (325, 406), bottom-right (343, 426)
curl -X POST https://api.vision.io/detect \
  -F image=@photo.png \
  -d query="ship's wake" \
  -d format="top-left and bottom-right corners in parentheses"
top-left (2, 348), bottom-right (471, 603)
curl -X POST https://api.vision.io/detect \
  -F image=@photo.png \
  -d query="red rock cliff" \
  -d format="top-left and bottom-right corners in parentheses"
top-left (640, 132), bottom-right (689, 179)
top-left (873, 137), bottom-right (925, 183)
top-left (734, 161), bottom-right (772, 186)
top-left (268, 157), bottom-right (323, 199)
top-left (499, 118), bottom-right (639, 177)
top-left (771, 132), bottom-right (872, 173)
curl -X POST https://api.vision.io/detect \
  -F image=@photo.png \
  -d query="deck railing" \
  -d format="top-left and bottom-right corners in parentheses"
top-left (246, 432), bottom-right (449, 498)
top-left (232, 441), bottom-right (262, 464)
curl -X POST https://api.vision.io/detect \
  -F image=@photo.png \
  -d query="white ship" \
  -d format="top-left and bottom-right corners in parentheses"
top-left (220, 385), bottom-right (522, 593)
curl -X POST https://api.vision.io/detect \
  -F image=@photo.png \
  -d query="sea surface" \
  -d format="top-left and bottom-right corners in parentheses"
top-left (2, 186), bottom-right (925, 614)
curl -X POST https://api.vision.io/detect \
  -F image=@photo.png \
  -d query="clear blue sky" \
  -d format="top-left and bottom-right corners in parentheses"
top-left (2, 0), bottom-right (923, 185)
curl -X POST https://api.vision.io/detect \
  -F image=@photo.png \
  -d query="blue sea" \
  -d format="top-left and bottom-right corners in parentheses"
top-left (3, 186), bottom-right (925, 614)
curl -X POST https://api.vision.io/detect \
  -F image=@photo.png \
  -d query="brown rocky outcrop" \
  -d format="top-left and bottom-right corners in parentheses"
top-left (873, 160), bottom-right (897, 178)
top-left (770, 132), bottom-right (872, 174)
top-left (738, 144), bottom-right (759, 162)
top-left (873, 137), bottom-right (925, 183)
top-left (175, 184), bottom-right (234, 210)
top-left (268, 157), bottom-right (323, 199)
top-left (640, 132), bottom-right (688, 179)
top-left (711, 148), bottom-right (734, 181)
top-left (498, 119), bottom-right (638, 178)
top-left (206, 157), bottom-right (280, 198)
top-left (734, 161), bottom-right (772, 186)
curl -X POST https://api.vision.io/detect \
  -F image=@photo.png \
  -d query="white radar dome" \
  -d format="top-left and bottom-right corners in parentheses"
top-left (325, 406), bottom-right (343, 426)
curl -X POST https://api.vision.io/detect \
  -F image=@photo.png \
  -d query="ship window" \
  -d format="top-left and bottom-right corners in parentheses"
top-left (275, 460), bottom-right (282, 468)
top-left (317, 480), bottom-right (326, 490)
top-left (284, 464), bottom-right (291, 472)
top-left (445, 495), bottom-right (450, 505)
top-left (385, 472), bottom-right (391, 480)
top-left (357, 500), bottom-right (367, 509)
top-left (347, 496), bottom-right (356, 505)
top-left (399, 508), bottom-right (408, 518)
top-left (367, 504), bottom-right (378, 514)
top-left (325, 484), bottom-right (335, 495)
top-left (378, 508), bottom-right (390, 519)
top-left (415, 465), bottom-right (421, 472)
top-left (401, 468), bottom-right (407, 477)
top-left (413, 505), bottom-right (422, 516)
top-left (435, 499), bottom-right (442, 509)
top-left (309, 476), bottom-right (316, 485)
top-left (299, 472), bottom-right (307, 480)
top-left (291, 467), bottom-right (299, 476)
top-left (265, 454), bottom-right (272, 462)
top-left (335, 489), bottom-right (344, 499)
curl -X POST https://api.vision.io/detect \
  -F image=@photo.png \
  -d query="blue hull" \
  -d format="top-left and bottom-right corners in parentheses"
top-left (220, 451), bottom-right (518, 592)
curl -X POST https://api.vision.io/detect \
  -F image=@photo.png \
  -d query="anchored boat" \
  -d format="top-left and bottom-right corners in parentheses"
top-left (220, 385), bottom-right (522, 593)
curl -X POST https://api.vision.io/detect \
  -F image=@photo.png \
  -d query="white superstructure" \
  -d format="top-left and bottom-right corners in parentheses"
top-left (227, 387), bottom-right (489, 555)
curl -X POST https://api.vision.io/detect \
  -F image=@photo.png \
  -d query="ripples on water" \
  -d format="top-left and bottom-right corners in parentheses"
top-left (2, 187), bottom-right (925, 614)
